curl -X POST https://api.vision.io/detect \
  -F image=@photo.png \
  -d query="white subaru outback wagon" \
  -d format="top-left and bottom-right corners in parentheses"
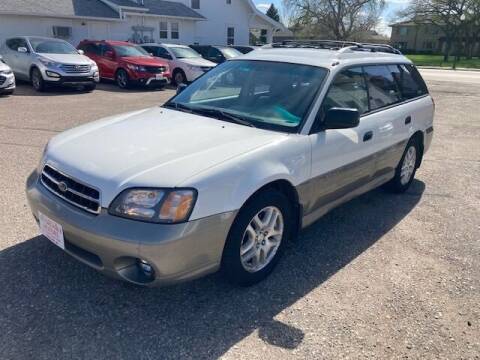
top-left (26, 41), bottom-right (434, 286)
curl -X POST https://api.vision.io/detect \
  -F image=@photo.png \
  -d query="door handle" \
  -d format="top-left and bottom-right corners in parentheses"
top-left (405, 116), bottom-right (412, 125)
top-left (363, 131), bottom-right (373, 142)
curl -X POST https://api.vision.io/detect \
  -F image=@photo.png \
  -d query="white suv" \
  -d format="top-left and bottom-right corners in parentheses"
top-left (26, 41), bottom-right (434, 287)
top-left (0, 55), bottom-right (15, 95)
top-left (141, 43), bottom-right (216, 85)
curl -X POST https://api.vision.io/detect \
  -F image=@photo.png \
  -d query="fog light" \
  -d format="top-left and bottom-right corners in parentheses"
top-left (46, 71), bottom-right (60, 78)
top-left (138, 259), bottom-right (154, 278)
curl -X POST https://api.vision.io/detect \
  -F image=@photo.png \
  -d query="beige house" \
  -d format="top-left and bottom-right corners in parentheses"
top-left (390, 20), bottom-right (480, 56)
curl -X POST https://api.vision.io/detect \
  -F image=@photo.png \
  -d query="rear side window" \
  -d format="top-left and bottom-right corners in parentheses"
top-left (364, 65), bottom-right (402, 110)
top-left (80, 43), bottom-right (101, 55)
top-left (6, 38), bottom-right (28, 51)
top-left (398, 64), bottom-right (428, 99)
top-left (321, 67), bottom-right (369, 115)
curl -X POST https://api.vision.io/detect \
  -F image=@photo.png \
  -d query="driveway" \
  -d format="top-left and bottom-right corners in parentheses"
top-left (0, 74), bottom-right (478, 359)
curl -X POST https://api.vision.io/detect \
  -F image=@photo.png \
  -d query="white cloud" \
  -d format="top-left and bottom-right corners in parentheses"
top-left (256, 3), bottom-right (271, 13)
top-left (376, 17), bottom-right (392, 37)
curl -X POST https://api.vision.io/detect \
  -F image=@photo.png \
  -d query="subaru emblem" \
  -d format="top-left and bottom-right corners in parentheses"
top-left (58, 181), bottom-right (68, 193)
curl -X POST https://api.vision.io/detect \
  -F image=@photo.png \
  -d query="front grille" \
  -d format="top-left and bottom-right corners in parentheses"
top-left (145, 66), bottom-right (166, 74)
top-left (60, 64), bottom-right (91, 73)
top-left (40, 165), bottom-right (100, 214)
top-left (0, 76), bottom-right (5, 85)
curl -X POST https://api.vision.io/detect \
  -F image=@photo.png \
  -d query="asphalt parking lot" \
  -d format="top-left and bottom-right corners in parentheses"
top-left (0, 72), bottom-right (479, 359)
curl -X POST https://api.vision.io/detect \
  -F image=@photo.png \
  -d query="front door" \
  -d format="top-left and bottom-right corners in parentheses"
top-left (305, 67), bottom-right (379, 220)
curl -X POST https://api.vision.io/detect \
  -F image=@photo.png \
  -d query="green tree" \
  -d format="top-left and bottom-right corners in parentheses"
top-left (266, 4), bottom-right (281, 22)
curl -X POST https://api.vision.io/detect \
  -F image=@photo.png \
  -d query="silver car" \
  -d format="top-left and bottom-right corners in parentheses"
top-left (0, 36), bottom-right (99, 92)
top-left (0, 55), bottom-right (15, 95)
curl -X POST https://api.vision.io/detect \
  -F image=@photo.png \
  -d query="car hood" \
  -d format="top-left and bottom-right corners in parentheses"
top-left (0, 61), bottom-right (11, 71)
top-left (179, 57), bottom-right (216, 67)
top-left (46, 107), bottom-right (286, 207)
top-left (122, 56), bottom-right (166, 66)
top-left (37, 53), bottom-right (92, 65)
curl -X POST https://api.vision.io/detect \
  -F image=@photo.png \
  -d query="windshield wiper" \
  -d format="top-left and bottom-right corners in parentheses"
top-left (191, 108), bottom-right (256, 128)
top-left (164, 103), bottom-right (255, 128)
top-left (163, 102), bottom-right (194, 113)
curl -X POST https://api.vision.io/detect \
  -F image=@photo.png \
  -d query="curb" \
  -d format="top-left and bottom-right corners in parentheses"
top-left (417, 66), bottom-right (480, 72)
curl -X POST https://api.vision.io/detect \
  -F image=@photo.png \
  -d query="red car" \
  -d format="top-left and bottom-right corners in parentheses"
top-left (78, 40), bottom-right (171, 89)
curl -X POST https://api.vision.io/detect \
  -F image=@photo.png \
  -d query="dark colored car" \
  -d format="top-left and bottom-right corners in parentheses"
top-left (78, 40), bottom-right (171, 89)
top-left (189, 45), bottom-right (241, 64)
top-left (230, 45), bottom-right (260, 54)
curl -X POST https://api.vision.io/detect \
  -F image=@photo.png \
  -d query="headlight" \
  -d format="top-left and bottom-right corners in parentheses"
top-left (0, 69), bottom-right (13, 75)
top-left (109, 188), bottom-right (197, 223)
top-left (187, 65), bottom-right (202, 71)
top-left (126, 64), bottom-right (146, 72)
top-left (38, 57), bottom-right (59, 67)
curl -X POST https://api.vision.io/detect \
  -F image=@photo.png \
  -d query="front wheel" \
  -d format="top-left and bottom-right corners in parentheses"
top-left (31, 68), bottom-right (45, 92)
top-left (83, 83), bottom-right (96, 92)
top-left (173, 69), bottom-right (187, 86)
top-left (116, 69), bottom-right (130, 89)
top-left (221, 190), bottom-right (292, 286)
top-left (385, 138), bottom-right (420, 193)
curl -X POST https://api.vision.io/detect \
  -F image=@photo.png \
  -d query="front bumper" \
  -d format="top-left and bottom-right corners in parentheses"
top-left (26, 171), bottom-right (236, 286)
top-left (39, 65), bottom-right (99, 86)
top-left (0, 73), bottom-right (15, 92)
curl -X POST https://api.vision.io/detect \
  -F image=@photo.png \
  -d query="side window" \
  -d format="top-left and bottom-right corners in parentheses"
top-left (6, 38), bottom-right (20, 51)
top-left (398, 64), bottom-right (428, 99)
top-left (82, 43), bottom-right (101, 55)
top-left (156, 47), bottom-right (172, 59)
top-left (208, 47), bottom-right (223, 60)
top-left (321, 67), bottom-right (369, 116)
top-left (364, 65), bottom-right (402, 110)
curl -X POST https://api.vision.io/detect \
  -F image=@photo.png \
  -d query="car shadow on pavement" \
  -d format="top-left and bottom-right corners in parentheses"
top-left (0, 181), bottom-right (425, 359)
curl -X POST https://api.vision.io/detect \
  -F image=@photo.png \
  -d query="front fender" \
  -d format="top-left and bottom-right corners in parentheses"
top-left (182, 135), bottom-right (311, 220)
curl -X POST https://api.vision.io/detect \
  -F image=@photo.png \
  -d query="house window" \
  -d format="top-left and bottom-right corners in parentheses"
top-left (160, 22), bottom-right (168, 39)
top-left (260, 29), bottom-right (267, 44)
top-left (52, 26), bottom-right (72, 39)
top-left (191, 0), bottom-right (200, 9)
top-left (171, 22), bottom-right (179, 39)
top-left (399, 27), bottom-right (408, 36)
top-left (226, 0), bottom-right (231, 3)
top-left (227, 27), bottom-right (235, 45)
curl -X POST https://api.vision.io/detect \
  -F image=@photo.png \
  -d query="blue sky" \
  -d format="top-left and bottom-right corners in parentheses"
top-left (253, 0), bottom-right (411, 36)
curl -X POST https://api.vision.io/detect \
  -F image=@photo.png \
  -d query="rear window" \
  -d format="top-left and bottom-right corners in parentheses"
top-left (364, 65), bottom-right (402, 110)
top-left (397, 64), bottom-right (428, 99)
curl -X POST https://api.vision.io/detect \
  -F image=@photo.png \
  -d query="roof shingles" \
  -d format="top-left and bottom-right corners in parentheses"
top-left (0, 0), bottom-right (204, 20)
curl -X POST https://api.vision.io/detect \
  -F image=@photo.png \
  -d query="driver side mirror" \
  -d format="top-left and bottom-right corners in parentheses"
top-left (18, 46), bottom-right (28, 53)
top-left (321, 108), bottom-right (360, 130)
top-left (0, 55), bottom-right (4, 64)
top-left (78, 49), bottom-right (85, 55)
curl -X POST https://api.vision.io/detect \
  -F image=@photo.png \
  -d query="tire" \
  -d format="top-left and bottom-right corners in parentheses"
top-left (115, 69), bottom-right (130, 89)
top-left (83, 83), bottom-right (96, 92)
top-left (385, 137), bottom-right (420, 193)
top-left (221, 189), bottom-right (293, 286)
top-left (0, 90), bottom-right (14, 96)
top-left (31, 68), bottom-right (45, 92)
top-left (173, 69), bottom-right (187, 86)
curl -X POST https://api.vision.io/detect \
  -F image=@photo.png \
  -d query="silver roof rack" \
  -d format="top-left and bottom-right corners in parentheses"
top-left (271, 40), bottom-right (402, 55)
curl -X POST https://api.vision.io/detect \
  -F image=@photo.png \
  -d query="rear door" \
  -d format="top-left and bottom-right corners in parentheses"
top-left (81, 43), bottom-right (103, 74)
top-left (361, 65), bottom-right (407, 177)
top-left (96, 44), bottom-right (116, 79)
top-left (3, 38), bottom-right (30, 80)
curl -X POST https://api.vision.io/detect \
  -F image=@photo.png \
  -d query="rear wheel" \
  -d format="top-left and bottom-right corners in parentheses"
top-left (31, 68), bottom-right (45, 92)
top-left (221, 189), bottom-right (292, 286)
top-left (116, 69), bottom-right (130, 89)
top-left (173, 69), bottom-right (187, 86)
top-left (385, 138), bottom-right (420, 193)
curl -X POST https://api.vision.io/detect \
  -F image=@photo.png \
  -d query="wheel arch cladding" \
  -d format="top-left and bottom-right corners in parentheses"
top-left (411, 130), bottom-right (425, 168)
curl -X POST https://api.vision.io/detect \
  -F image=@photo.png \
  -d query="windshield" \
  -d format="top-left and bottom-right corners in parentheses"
top-left (219, 47), bottom-right (241, 59)
top-left (30, 38), bottom-right (78, 54)
top-left (167, 60), bottom-right (328, 132)
top-left (113, 45), bottom-right (149, 57)
top-left (169, 46), bottom-right (201, 59)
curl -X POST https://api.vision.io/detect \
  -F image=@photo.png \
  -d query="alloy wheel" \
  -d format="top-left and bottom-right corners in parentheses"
top-left (400, 146), bottom-right (417, 185)
top-left (240, 206), bottom-right (284, 273)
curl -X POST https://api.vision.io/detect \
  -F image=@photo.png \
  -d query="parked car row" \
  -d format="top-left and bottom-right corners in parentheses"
top-left (0, 36), bottom-right (257, 95)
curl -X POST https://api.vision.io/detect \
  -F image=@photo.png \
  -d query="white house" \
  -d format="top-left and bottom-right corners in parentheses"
top-left (0, 0), bottom-right (288, 47)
